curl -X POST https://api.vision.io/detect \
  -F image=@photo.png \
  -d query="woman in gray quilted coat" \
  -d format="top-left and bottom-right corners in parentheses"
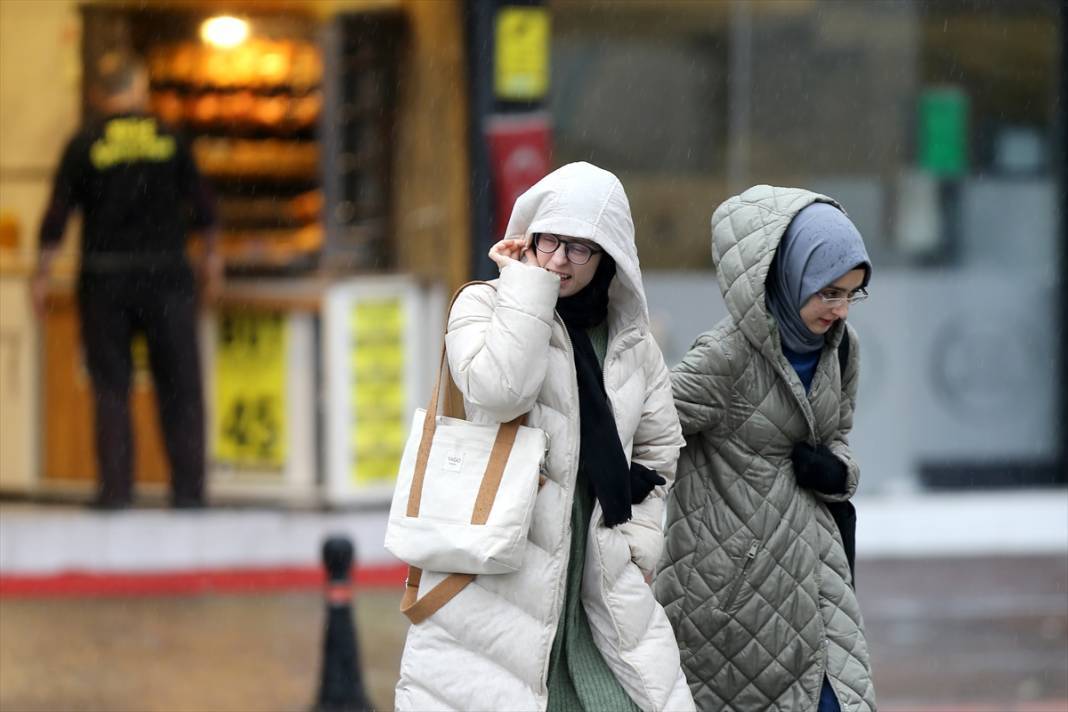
top-left (654, 186), bottom-right (877, 712)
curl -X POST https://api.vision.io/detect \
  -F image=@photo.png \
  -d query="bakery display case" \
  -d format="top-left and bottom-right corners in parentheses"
top-left (138, 16), bottom-right (326, 271)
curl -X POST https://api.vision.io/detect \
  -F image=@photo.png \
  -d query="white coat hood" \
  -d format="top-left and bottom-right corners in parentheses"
top-left (503, 161), bottom-right (649, 330)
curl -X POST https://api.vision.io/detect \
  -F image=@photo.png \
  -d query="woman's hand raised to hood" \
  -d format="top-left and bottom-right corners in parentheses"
top-left (488, 237), bottom-right (537, 272)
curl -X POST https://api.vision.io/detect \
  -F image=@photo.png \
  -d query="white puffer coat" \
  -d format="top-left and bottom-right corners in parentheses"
top-left (394, 162), bottom-right (694, 712)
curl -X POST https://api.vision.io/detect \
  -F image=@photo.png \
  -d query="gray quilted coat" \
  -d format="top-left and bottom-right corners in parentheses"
top-left (654, 186), bottom-right (877, 711)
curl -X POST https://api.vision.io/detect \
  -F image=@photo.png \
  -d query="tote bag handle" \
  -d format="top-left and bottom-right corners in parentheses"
top-left (400, 281), bottom-right (529, 624)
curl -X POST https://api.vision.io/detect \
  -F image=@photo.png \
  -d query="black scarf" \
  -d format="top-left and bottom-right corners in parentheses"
top-left (557, 257), bottom-right (662, 527)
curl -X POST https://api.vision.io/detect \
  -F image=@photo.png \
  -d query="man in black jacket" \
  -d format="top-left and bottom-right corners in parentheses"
top-left (33, 52), bottom-right (220, 509)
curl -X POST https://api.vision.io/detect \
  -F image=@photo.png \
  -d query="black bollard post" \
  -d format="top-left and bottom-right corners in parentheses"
top-left (314, 536), bottom-right (373, 712)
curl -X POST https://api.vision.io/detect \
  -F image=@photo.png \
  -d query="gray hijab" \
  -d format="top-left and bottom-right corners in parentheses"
top-left (766, 202), bottom-right (871, 354)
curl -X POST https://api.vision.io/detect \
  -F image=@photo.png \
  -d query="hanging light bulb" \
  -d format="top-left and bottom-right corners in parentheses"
top-left (200, 16), bottom-right (249, 49)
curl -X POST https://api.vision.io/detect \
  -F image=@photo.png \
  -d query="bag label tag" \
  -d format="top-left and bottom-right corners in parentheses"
top-left (445, 451), bottom-right (464, 472)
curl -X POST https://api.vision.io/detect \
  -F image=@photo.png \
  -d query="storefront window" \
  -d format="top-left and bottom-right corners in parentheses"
top-left (551, 0), bottom-right (1064, 490)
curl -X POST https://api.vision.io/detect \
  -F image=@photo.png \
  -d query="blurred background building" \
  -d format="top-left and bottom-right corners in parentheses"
top-left (1, 0), bottom-right (1062, 507)
top-left (546, 0), bottom-right (1065, 494)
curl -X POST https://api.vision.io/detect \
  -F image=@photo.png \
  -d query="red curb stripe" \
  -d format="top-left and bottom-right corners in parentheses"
top-left (0, 563), bottom-right (408, 598)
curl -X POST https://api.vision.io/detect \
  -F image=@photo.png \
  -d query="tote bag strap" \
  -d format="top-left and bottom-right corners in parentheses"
top-left (400, 567), bottom-right (475, 624)
top-left (406, 281), bottom-right (526, 522)
top-left (399, 281), bottom-right (529, 624)
top-left (401, 464), bottom-right (552, 624)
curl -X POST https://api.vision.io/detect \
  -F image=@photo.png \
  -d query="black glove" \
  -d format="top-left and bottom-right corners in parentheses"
top-left (629, 463), bottom-right (666, 505)
top-left (791, 442), bottom-right (848, 495)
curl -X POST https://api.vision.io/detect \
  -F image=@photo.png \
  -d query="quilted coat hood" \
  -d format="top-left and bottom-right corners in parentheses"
top-left (504, 161), bottom-right (649, 332)
top-left (710, 185), bottom-right (846, 358)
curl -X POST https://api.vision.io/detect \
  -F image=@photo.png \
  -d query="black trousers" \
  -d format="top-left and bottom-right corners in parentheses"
top-left (77, 268), bottom-right (205, 505)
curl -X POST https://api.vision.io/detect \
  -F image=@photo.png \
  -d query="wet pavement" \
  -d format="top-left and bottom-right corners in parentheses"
top-left (0, 590), bottom-right (403, 712)
top-left (858, 555), bottom-right (1067, 710)
top-left (1, 554), bottom-right (1065, 711)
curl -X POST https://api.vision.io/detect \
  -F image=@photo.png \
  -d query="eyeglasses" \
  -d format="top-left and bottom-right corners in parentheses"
top-left (817, 287), bottom-right (869, 307)
top-left (532, 233), bottom-right (601, 265)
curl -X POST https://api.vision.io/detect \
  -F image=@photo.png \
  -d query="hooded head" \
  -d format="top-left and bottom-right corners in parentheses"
top-left (766, 202), bottom-right (871, 354)
top-left (710, 186), bottom-right (871, 357)
top-left (503, 162), bottom-right (648, 331)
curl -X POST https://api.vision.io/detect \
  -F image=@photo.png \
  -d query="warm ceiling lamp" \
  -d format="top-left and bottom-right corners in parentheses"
top-left (200, 16), bottom-right (249, 49)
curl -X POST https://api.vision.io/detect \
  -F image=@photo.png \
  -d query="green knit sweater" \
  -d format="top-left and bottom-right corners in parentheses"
top-left (546, 321), bottom-right (639, 712)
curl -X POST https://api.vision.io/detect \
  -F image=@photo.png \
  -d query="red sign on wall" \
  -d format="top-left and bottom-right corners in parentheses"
top-left (485, 113), bottom-right (552, 238)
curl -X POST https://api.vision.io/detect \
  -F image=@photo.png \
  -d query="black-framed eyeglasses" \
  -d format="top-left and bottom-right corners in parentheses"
top-left (532, 233), bottom-right (602, 265)
top-left (816, 287), bottom-right (869, 306)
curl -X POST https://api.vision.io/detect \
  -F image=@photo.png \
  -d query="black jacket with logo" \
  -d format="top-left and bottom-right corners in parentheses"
top-left (40, 113), bottom-right (216, 269)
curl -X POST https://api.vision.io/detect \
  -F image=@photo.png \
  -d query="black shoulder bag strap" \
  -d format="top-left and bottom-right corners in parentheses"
top-left (828, 329), bottom-right (858, 589)
top-left (837, 326), bottom-right (850, 374)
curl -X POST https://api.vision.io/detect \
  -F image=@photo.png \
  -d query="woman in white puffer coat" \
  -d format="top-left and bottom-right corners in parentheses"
top-left (393, 162), bottom-right (694, 712)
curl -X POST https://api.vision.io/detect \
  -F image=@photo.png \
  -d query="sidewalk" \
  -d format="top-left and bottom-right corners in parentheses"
top-left (1, 489), bottom-right (1065, 595)
top-left (854, 489), bottom-right (1068, 557)
top-left (1, 494), bottom-right (1064, 711)
top-left (0, 504), bottom-right (403, 595)
top-left (2, 555), bottom-right (1064, 711)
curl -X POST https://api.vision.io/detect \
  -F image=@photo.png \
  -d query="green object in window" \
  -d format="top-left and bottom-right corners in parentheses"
top-left (919, 88), bottom-right (968, 178)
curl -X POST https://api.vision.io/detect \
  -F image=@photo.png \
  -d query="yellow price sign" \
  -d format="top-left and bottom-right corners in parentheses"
top-left (350, 342), bottom-right (404, 381)
top-left (353, 382), bottom-right (405, 420)
top-left (350, 300), bottom-right (404, 339)
top-left (213, 312), bottom-right (288, 470)
top-left (495, 7), bottom-right (550, 101)
top-left (350, 299), bottom-right (406, 485)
